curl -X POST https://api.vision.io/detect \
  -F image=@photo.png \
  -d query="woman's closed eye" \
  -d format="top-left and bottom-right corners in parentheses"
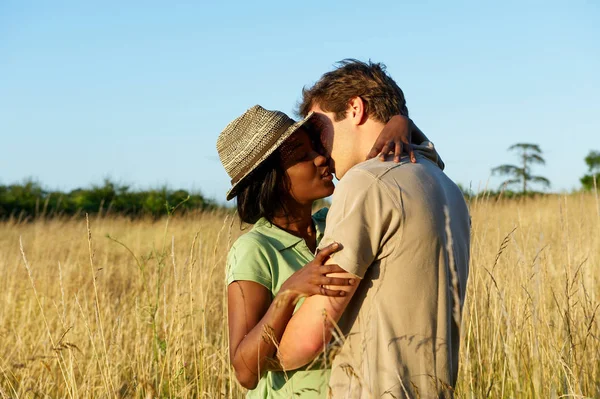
top-left (298, 151), bottom-right (313, 161)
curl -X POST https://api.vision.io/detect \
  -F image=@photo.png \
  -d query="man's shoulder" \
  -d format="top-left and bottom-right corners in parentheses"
top-left (348, 142), bottom-right (444, 181)
top-left (351, 153), bottom-right (450, 185)
top-left (348, 158), bottom-right (400, 177)
top-left (334, 161), bottom-right (381, 195)
top-left (346, 157), bottom-right (430, 181)
top-left (333, 160), bottom-right (402, 208)
top-left (339, 156), bottom-right (463, 205)
top-left (337, 158), bottom-right (411, 193)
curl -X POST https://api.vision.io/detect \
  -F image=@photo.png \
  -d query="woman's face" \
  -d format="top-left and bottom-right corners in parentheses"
top-left (279, 128), bottom-right (335, 205)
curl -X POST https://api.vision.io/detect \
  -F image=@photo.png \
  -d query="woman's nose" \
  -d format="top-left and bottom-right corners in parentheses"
top-left (314, 153), bottom-right (328, 166)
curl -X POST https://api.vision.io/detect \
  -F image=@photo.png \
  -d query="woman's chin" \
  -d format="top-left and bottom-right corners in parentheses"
top-left (320, 184), bottom-right (335, 198)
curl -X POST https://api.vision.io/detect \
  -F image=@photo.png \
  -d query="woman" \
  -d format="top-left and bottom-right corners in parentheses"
top-left (216, 105), bottom-right (433, 398)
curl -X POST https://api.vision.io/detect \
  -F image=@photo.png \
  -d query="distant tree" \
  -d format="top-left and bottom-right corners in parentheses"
top-left (580, 150), bottom-right (600, 191)
top-left (492, 143), bottom-right (550, 194)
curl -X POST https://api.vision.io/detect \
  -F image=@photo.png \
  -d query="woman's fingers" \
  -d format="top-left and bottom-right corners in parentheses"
top-left (378, 141), bottom-right (394, 161)
top-left (367, 130), bottom-right (392, 160)
top-left (366, 142), bottom-right (384, 160)
top-left (321, 264), bottom-right (345, 274)
top-left (409, 144), bottom-right (417, 163)
top-left (315, 242), bottom-right (341, 263)
top-left (317, 286), bottom-right (347, 297)
top-left (394, 141), bottom-right (403, 163)
top-left (320, 276), bottom-right (355, 286)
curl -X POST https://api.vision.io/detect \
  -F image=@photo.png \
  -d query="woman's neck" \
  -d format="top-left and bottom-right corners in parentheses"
top-left (271, 204), bottom-right (317, 251)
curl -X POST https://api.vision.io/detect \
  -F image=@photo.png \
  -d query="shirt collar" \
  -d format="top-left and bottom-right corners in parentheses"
top-left (253, 208), bottom-right (328, 252)
top-left (412, 141), bottom-right (444, 169)
top-left (312, 207), bottom-right (328, 244)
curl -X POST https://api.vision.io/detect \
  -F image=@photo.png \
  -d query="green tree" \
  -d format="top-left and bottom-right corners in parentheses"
top-left (492, 143), bottom-right (550, 194)
top-left (0, 179), bottom-right (45, 218)
top-left (580, 150), bottom-right (600, 191)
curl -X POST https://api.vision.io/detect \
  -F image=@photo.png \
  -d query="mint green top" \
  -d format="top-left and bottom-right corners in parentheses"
top-left (226, 208), bottom-right (330, 399)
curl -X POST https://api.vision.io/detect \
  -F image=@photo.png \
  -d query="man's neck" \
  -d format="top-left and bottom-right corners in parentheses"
top-left (354, 119), bottom-right (387, 165)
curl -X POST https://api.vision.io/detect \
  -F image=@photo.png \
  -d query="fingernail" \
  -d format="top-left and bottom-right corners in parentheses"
top-left (339, 291), bottom-right (346, 296)
top-left (348, 279), bottom-right (355, 285)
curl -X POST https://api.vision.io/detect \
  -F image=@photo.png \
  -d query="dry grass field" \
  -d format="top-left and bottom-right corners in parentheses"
top-left (0, 193), bottom-right (598, 398)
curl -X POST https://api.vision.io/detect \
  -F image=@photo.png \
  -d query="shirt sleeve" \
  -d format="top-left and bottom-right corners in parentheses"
top-left (319, 169), bottom-right (400, 279)
top-left (226, 235), bottom-right (273, 290)
top-left (413, 141), bottom-right (444, 170)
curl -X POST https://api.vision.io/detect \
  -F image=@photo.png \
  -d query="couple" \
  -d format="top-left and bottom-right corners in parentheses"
top-left (216, 60), bottom-right (470, 398)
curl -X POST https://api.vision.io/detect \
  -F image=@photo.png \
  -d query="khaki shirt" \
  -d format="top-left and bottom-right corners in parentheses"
top-left (320, 143), bottom-right (470, 399)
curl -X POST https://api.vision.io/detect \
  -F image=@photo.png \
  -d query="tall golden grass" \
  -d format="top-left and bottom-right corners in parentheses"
top-left (0, 193), bottom-right (598, 398)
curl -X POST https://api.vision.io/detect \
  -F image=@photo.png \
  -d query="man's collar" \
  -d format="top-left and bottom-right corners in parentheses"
top-left (412, 141), bottom-right (444, 170)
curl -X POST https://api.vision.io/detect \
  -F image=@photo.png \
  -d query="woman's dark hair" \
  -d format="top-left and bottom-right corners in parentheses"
top-left (236, 149), bottom-right (290, 225)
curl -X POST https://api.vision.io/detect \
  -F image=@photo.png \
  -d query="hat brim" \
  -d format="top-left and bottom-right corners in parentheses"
top-left (225, 112), bottom-right (316, 201)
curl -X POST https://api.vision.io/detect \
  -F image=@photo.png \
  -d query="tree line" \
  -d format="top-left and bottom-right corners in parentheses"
top-left (2, 147), bottom-right (598, 220)
top-left (0, 179), bottom-right (218, 221)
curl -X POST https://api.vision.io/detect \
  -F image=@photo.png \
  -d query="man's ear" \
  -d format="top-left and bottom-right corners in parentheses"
top-left (347, 97), bottom-right (367, 126)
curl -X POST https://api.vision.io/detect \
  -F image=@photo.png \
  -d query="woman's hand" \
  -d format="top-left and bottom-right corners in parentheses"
top-left (366, 115), bottom-right (417, 163)
top-left (279, 243), bottom-right (354, 299)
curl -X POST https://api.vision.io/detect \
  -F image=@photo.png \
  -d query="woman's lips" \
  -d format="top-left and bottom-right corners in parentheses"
top-left (321, 172), bottom-right (333, 181)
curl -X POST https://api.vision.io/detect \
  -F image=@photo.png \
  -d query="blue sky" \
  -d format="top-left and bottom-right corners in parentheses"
top-left (1, 1), bottom-right (598, 202)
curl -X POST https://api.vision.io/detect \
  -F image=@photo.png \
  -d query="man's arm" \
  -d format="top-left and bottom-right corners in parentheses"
top-left (277, 172), bottom-right (398, 369)
top-left (277, 260), bottom-right (359, 370)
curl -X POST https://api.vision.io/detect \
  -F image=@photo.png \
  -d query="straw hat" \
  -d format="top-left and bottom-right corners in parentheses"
top-left (217, 105), bottom-right (315, 201)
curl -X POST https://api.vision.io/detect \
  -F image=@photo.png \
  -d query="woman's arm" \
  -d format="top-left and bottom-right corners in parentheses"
top-left (366, 115), bottom-right (415, 162)
top-left (410, 120), bottom-right (429, 143)
top-left (227, 243), bottom-right (353, 389)
top-left (228, 281), bottom-right (298, 389)
top-left (366, 115), bottom-right (444, 168)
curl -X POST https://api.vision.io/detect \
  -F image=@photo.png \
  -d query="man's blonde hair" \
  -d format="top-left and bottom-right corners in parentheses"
top-left (298, 59), bottom-right (409, 122)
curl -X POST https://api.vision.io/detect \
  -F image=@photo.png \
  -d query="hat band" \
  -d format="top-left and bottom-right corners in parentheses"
top-left (230, 119), bottom-right (294, 185)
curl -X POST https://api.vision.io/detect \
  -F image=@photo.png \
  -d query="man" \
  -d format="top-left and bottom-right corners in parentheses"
top-left (277, 60), bottom-right (470, 398)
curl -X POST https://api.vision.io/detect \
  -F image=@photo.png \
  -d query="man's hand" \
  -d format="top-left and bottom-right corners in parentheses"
top-left (366, 115), bottom-right (417, 163)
